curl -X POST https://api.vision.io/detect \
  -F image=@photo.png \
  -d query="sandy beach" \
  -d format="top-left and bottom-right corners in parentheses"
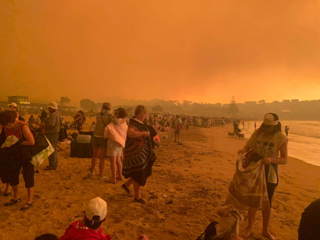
top-left (0, 123), bottom-right (319, 240)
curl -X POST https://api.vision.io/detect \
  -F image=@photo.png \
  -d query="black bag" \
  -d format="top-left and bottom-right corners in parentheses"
top-left (196, 221), bottom-right (218, 240)
top-left (0, 141), bottom-right (22, 167)
top-left (31, 133), bottom-right (50, 156)
top-left (70, 141), bottom-right (93, 158)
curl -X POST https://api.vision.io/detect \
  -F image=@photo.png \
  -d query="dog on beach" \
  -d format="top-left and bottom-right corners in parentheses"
top-left (236, 133), bottom-right (244, 139)
top-left (228, 132), bottom-right (235, 138)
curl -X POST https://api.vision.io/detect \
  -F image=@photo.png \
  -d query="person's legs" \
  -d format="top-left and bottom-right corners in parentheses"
top-left (132, 179), bottom-right (142, 200)
top-left (46, 133), bottom-right (59, 169)
top-left (244, 209), bottom-right (257, 237)
top-left (108, 156), bottom-right (117, 183)
top-left (262, 210), bottom-right (276, 240)
top-left (91, 148), bottom-right (99, 174)
top-left (98, 148), bottom-right (107, 178)
top-left (125, 178), bottom-right (134, 188)
top-left (5, 183), bottom-right (11, 194)
top-left (116, 155), bottom-right (123, 181)
top-left (22, 161), bottom-right (34, 205)
top-left (12, 185), bottom-right (19, 200)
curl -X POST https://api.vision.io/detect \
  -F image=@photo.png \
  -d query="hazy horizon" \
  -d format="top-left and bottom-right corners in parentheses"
top-left (1, 0), bottom-right (320, 104)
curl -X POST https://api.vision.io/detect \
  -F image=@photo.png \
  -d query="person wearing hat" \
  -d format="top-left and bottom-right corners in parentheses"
top-left (44, 102), bottom-right (61, 170)
top-left (9, 103), bottom-right (25, 121)
top-left (60, 197), bottom-right (149, 240)
top-left (238, 113), bottom-right (288, 240)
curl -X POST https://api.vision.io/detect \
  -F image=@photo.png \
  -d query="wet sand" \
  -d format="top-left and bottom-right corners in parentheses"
top-left (0, 123), bottom-right (319, 240)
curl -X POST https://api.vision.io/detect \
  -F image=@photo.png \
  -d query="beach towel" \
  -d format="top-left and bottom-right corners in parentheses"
top-left (104, 119), bottom-right (128, 147)
top-left (225, 154), bottom-right (270, 210)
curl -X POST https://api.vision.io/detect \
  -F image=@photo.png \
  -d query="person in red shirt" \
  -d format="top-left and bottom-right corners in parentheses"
top-left (60, 197), bottom-right (149, 240)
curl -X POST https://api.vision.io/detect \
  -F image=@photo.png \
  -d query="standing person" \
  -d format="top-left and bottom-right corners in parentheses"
top-left (84, 103), bottom-right (119, 179)
top-left (9, 103), bottom-right (25, 121)
top-left (238, 113), bottom-right (288, 240)
top-left (242, 121), bottom-right (245, 129)
top-left (285, 126), bottom-right (289, 136)
top-left (0, 110), bottom-right (35, 210)
top-left (121, 105), bottom-right (157, 204)
top-left (44, 102), bottom-right (61, 170)
top-left (254, 122), bottom-right (257, 130)
top-left (0, 123), bottom-right (12, 196)
top-left (104, 108), bottom-right (128, 184)
top-left (74, 111), bottom-right (85, 131)
top-left (174, 115), bottom-right (182, 142)
top-left (29, 115), bottom-right (36, 124)
top-left (40, 109), bottom-right (48, 123)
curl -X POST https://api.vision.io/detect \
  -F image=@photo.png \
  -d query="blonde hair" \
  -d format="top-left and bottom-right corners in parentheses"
top-left (101, 102), bottom-right (111, 111)
top-left (135, 105), bottom-right (147, 116)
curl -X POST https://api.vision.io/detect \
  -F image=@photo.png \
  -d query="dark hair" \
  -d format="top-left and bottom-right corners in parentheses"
top-left (35, 233), bottom-right (58, 240)
top-left (84, 216), bottom-right (103, 230)
top-left (259, 113), bottom-right (282, 135)
top-left (116, 108), bottom-right (128, 118)
top-left (298, 199), bottom-right (320, 240)
top-left (0, 110), bottom-right (17, 126)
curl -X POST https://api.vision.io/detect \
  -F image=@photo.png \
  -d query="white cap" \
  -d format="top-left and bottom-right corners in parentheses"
top-left (85, 197), bottom-right (107, 222)
top-left (263, 113), bottom-right (278, 126)
top-left (9, 103), bottom-right (18, 108)
top-left (48, 102), bottom-right (58, 110)
top-left (260, 113), bottom-right (279, 130)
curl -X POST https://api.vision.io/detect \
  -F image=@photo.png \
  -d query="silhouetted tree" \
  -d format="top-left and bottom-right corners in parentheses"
top-left (80, 99), bottom-right (97, 111)
top-left (152, 105), bottom-right (163, 112)
top-left (59, 97), bottom-right (71, 106)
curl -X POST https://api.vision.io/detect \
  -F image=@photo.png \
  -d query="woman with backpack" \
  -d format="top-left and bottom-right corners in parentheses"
top-left (0, 110), bottom-right (35, 210)
top-left (238, 113), bottom-right (288, 240)
top-left (84, 103), bottom-right (119, 179)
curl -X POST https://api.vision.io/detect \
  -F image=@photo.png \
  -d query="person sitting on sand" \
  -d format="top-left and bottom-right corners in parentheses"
top-left (298, 198), bottom-right (320, 240)
top-left (104, 108), bottom-right (128, 184)
top-left (197, 205), bottom-right (243, 240)
top-left (238, 113), bottom-right (288, 240)
top-left (121, 105), bottom-right (157, 204)
top-left (60, 197), bottom-right (149, 240)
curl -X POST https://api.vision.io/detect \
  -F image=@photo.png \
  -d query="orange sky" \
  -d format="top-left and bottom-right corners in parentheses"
top-left (1, 0), bottom-right (320, 104)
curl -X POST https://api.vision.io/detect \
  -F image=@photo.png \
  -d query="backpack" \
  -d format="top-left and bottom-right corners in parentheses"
top-left (196, 221), bottom-right (218, 240)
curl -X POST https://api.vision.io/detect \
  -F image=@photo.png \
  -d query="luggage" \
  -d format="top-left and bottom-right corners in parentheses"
top-left (70, 141), bottom-right (93, 158)
top-left (76, 134), bottom-right (92, 143)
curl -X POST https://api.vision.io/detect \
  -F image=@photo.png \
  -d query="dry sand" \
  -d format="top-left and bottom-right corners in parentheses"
top-left (0, 123), bottom-right (319, 240)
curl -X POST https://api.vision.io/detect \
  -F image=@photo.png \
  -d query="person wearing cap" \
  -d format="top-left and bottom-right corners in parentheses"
top-left (60, 197), bottom-right (149, 240)
top-left (238, 113), bottom-right (288, 240)
top-left (9, 102), bottom-right (25, 121)
top-left (44, 102), bottom-right (61, 170)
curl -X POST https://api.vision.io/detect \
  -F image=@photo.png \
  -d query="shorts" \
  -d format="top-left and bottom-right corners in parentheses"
top-left (107, 139), bottom-right (123, 157)
top-left (92, 136), bottom-right (108, 149)
top-left (174, 129), bottom-right (181, 135)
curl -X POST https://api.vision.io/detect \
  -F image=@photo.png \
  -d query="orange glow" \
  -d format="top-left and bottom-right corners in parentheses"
top-left (1, 0), bottom-right (320, 104)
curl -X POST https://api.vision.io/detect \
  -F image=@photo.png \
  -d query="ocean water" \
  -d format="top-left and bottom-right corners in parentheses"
top-left (240, 120), bottom-right (320, 167)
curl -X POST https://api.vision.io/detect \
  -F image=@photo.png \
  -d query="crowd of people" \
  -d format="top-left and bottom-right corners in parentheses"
top-left (0, 102), bottom-right (315, 240)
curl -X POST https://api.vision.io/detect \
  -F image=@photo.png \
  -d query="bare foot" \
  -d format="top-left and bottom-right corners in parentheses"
top-left (242, 227), bottom-right (254, 238)
top-left (262, 231), bottom-right (276, 240)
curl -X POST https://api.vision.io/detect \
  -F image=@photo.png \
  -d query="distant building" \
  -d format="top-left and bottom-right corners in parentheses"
top-left (0, 96), bottom-right (76, 112)
top-left (291, 99), bottom-right (299, 103)
top-left (282, 100), bottom-right (290, 103)
top-left (245, 101), bottom-right (257, 105)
